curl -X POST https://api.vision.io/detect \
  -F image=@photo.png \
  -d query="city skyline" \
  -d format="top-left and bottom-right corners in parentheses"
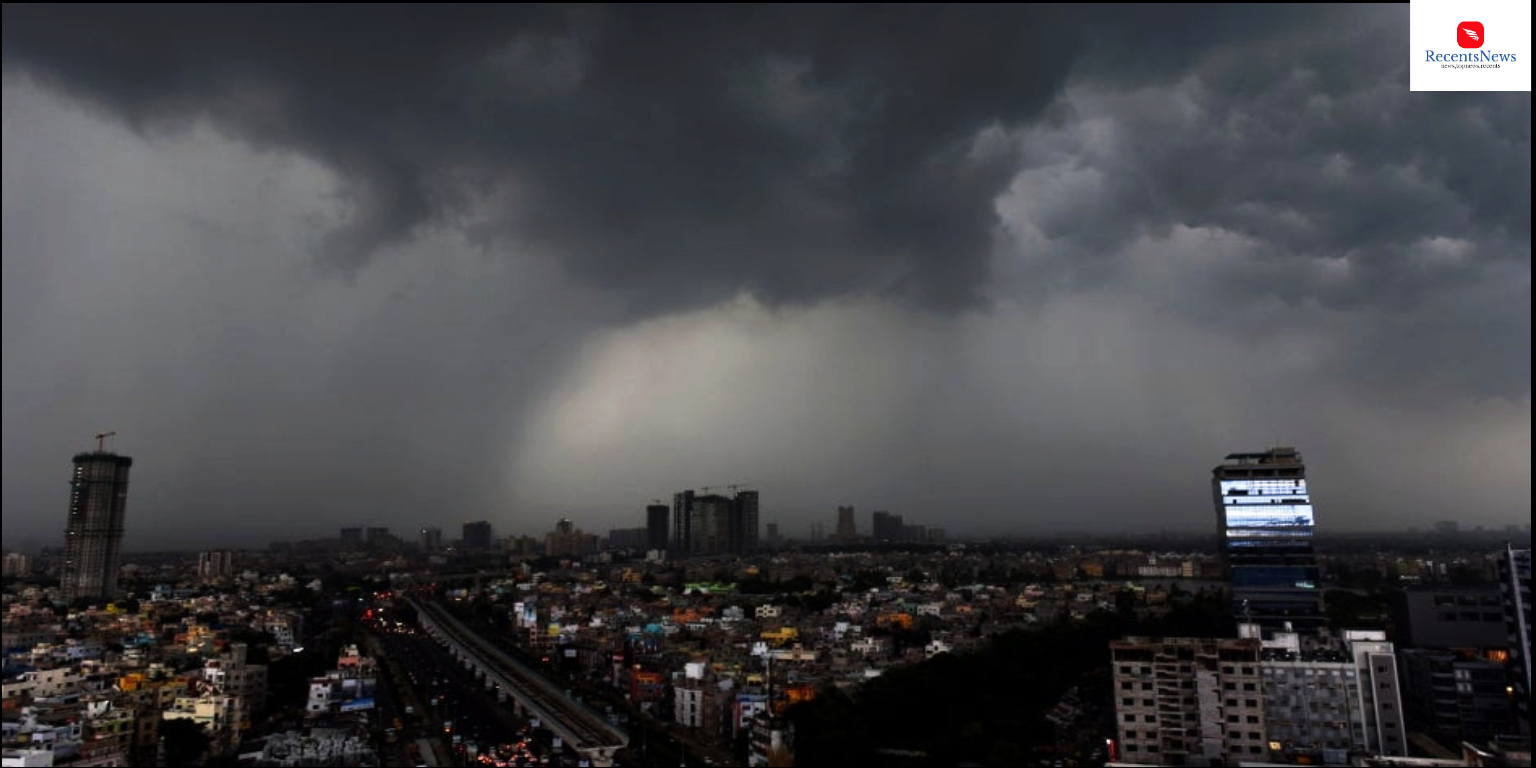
top-left (3, 5), bottom-right (1530, 551)
top-left (4, 437), bottom-right (1533, 553)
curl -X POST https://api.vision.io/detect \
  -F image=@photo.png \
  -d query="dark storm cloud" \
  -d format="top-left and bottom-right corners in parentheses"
top-left (3, 4), bottom-right (1079, 312)
top-left (0, 4), bottom-right (1369, 318)
top-left (997, 4), bottom-right (1530, 397)
top-left (2, 5), bottom-right (1529, 547)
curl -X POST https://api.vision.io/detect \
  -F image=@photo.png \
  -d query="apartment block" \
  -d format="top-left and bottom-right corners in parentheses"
top-left (1111, 636), bottom-right (1268, 766)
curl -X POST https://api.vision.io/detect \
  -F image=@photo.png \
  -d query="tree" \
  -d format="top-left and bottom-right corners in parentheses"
top-left (159, 718), bottom-right (211, 767)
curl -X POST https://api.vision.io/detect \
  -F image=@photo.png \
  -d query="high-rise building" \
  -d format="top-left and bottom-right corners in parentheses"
top-left (835, 505), bottom-right (857, 540)
top-left (1260, 629), bottom-right (1407, 759)
top-left (197, 550), bottom-right (235, 581)
top-left (419, 526), bottom-right (442, 551)
top-left (673, 490), bottom-right (696, 555)
top-left (671, 488), bottom-right (759, 556)
top-left (462, 520), bottom-right (493, 549)
top-left (2, 552), bottom-right (31, 578)
top-left (1399, 648), bottom-right (1515, 745)
top-left (546, 518), bottom-right (598, 558)
top-left (61, 449), bottom-right (133, 603)
top-left (1213, 447), bottom-right (1322, 634)
top-left (646, 504), bottom-right (670, 551)
top-left (1110, 636), bottom-right (1268, 765)
top-left (732, 490), bottom-right (760, 555)
top-left (1388, 588), bottom-right (1507, 651)
top-left (871, 511), bottom-right (904, 542)
top-left (607, 527), bottom-right (649, 550)
top-left (1499, 544), bottom-right (1532, 729)
top-left (694, 493), bottom-right (734, 554)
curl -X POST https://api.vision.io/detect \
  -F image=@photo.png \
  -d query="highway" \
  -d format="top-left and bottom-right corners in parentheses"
top-left (406, 596), bottom-right (628, 764)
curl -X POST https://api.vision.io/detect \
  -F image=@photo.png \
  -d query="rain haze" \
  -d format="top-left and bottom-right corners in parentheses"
top-left (2, 5), bottom-right (1529, 551)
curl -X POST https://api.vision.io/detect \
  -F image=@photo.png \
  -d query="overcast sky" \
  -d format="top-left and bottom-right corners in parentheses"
top-left (2, 5), bottom-right (1529, 551)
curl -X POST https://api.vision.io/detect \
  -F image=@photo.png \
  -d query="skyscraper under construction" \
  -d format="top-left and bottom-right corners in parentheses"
top-left (61, 440), bottom-right (133, 603)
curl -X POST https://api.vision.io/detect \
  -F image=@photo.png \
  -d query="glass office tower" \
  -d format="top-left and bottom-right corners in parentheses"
top-left (1214, 447), bottom-right (1323, 633)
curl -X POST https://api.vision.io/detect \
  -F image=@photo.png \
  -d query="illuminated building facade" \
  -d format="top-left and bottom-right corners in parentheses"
top-left (1213, 447), bottom-right (1322, 633)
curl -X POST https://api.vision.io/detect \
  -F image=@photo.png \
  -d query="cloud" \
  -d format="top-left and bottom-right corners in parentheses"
top-left (992, 5), bottom-right (1530, 401)
top-left (2, 81), bottom-right (606, 547)
top-left (2, 5), bottom-right (1093, 313)
top-left (510, 291), bottom-right (1530, 535)
top-left (1, 6), bottom-right (1529, 547)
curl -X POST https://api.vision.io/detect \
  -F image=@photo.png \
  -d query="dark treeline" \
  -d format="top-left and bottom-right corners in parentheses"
top-left (789, 592), bottom-right (1235, 767)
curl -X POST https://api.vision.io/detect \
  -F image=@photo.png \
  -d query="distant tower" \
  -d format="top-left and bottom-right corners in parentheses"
top-left (871, 511), bottom-right (904, 542)
top-left (646, 504), bottom-right (670, 551)
top-left (835, 506), bottom-right (857, 540)
top-left (419, 526), bottom-right (442, 551)
top-left (61, 439), bottom-right (133, 603)
top-left (1213, 447), bottom-right (1323, 634)
top-left (462, 520), bottom-right (493, 549)
top-left (673, 490), bottom-right (696, 555)
top-left (197, 550), bottom-right (234, 581)
top-left (732, 490), bottom-right (760, 555)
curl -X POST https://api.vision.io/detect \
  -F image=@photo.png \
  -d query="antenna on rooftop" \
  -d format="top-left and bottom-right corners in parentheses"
top-left (94, 431), bottom-right (117, 452)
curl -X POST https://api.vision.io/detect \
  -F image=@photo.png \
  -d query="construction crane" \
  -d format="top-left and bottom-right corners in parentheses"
top-left (94, 431), bottom-right (117, 452)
